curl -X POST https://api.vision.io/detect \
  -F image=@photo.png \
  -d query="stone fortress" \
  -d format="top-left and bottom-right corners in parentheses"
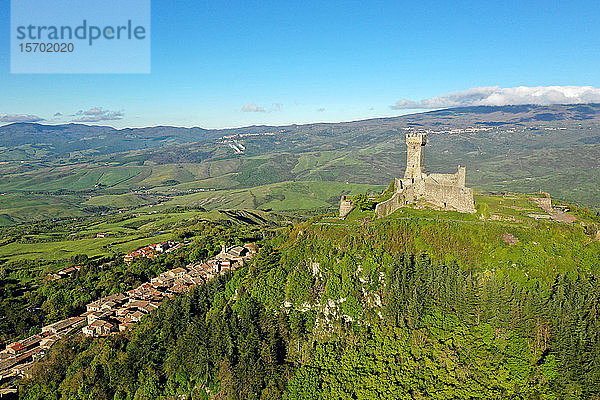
top-left (340, 133), bottom-right (476, 218)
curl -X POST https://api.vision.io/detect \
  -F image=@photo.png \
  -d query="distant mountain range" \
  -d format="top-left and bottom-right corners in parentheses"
top-left (2, 103), bottom-right (599, 162)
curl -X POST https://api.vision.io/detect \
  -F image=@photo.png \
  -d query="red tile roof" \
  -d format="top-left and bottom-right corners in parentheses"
top-left (7, 343), bottom-right (25, 352)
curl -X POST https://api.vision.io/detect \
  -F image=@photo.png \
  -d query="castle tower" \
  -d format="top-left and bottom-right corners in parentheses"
top-left (404, 133), bottom-right (427, 182)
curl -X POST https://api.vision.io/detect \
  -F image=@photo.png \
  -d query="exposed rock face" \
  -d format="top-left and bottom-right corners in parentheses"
top-left (370, 133), bottom-right (475, 218)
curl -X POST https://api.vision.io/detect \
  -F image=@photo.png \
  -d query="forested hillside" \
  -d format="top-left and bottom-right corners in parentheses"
top-left (18, 210), bottom-right (600, 399)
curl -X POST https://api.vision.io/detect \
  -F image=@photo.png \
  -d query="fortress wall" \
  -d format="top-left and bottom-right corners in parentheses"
top-left (427, 173), bottom-right (458, 186)
top-left (456, 187), bottom-right (476, 213)
top-left (339, 196), bottom-right (355, 218)
top-left (375, 191), bottom-right (402, 218)
top-left (424, 183), bottom-right (475, 213)
top-left (428, 167), bottom-right (467, 187)
top-left (375, 185), bottom-right (418, 218)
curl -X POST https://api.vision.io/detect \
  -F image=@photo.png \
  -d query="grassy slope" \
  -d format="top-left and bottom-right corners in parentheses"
top-left (310, 193), bottom-right (600, 287)
top-left (0, 193), bottom-right (86, 223)
top-left (156, 181), bottom-right (384, 211)
top-left (83, 193), bottom-right (154, 208)
top-left (3, 189), bottom-right (596, 272)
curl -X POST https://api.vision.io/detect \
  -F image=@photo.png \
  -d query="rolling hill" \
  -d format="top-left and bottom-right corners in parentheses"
top-left (1, 104), bottom-right (599, 225)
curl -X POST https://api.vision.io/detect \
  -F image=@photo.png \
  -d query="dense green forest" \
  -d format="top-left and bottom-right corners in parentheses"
top-left (16, 214), bottom-right (600, 399)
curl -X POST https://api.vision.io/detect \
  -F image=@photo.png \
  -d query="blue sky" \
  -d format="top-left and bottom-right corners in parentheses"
top-left (1, 0), bottom-right (599, 128)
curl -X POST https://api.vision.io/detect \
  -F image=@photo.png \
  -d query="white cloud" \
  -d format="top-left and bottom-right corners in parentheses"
top-left (390, 86), bottom-right (600, 110)
top-left (72, 107), bottom-right (124, 122)
top-left (241, 103), bottom-right (266, 113)
top-left (0, 113), bottom-right (44, 123)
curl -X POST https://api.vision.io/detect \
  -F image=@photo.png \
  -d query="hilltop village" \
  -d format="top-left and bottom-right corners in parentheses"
top-left (0, 243), bottom-right (258, 387)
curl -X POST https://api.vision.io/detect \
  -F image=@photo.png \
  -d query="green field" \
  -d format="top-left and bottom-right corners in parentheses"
top-left (0, 180), bottom-right (381, 262)
top-left (0, 212), bottom-right (189, 262)
top-left (83, 193), bottom-right (155, 208)
top-left (0, 206), bottom-right (291, 263)
top-left (0, 179), bottom-right (384, 227)
top-left (157, 181), bottom-right (384, 211)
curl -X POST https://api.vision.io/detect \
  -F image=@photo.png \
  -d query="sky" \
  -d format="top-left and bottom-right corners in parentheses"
top-left (1, 0), bottom-right (600, 129)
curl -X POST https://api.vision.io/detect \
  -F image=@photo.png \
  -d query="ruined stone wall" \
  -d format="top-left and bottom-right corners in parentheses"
top-left (375, 184), bottom-right (418, 218)
top-left (339, 196), bottom-right (355, 218)
top-left (375, 191), bottom-right (402, 218)
top-left (427, 166), bottom-right (466, 187)
top-left (427, 173), bottom-right (458, 186)
top-left (423, 182), bottom-right (475, 213)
